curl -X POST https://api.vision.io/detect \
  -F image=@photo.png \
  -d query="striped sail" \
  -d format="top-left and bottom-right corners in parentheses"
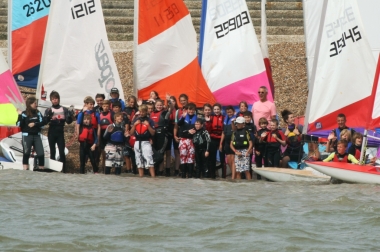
top-left (37, 0), bottom-right (123, 109)
top-left (134, 0), bottom-right (215, 106)
top-left (9, 0), bottom-right (50, 88)
top-left (198, 0), bottom-right (272, 106)
top-left (0, 51), bottom-right (24, 126)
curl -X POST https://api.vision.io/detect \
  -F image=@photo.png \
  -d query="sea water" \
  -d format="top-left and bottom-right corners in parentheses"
top-left (1, 170), bottom-right (380, 251)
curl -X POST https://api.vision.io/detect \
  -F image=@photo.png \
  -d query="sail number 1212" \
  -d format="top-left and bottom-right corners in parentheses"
top-left (71, 0), bottom-right (96, 20)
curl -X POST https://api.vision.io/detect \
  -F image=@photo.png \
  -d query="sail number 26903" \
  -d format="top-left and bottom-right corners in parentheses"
top-left (214, 11), bottom-right (250, 39)
top-left (71, 0), bottom-right (96, 20)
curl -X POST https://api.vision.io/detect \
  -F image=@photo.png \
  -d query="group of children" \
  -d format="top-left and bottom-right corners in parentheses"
top-left (70, 89), bottom-right (310, 180)
top-left (19, 89), bottom-right (371, 177)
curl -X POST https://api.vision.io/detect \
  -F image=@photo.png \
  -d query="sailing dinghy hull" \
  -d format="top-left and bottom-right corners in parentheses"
top-left (0, 132), bottom-right (68, 172)
top-left (306, 161), bottom-right (380, 184)
top-left (252, 167), bottom-right (330, 182)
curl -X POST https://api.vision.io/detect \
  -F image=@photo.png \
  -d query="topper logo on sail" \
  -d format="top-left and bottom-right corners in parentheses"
top-left (208, 0), bottom-right (244, 20)
top-left (325, 7), bottom-right (355, 38)
top-left (95, 39), bottom-right (115, 97)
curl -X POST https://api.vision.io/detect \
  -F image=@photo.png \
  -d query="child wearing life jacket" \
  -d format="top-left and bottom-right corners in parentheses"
top-left (261, 119), bottom-right (286, 167)
top-left (220, 106), bottom-right (236, 178)
top-left (17, 97), bottom-right (47, 171)
top-left (124, 95), bottom-right (138, 122)
top-left (103, 112), bottom-right (128, 175)
top-left (76, 96), bottom-right (101, 165)
top-left (123, 95), bottom-right (138, 174)
top-left (109, 87), bottom-right (125, 110)
top-left (99, 100), bottom-right (114, 169)
top-left (177, 102), bottom-right (197, 178)
top-left (44, 91), bottom-right (75, 173)
top-left (165, 95), bottom-right (180, 176)
top-left (230, 116), bottom-right (253, 180)
top-left (193, 118), bottom-right (211, 178)
top-left (281, 109), bottom-right (303, 168)
top-left (323, 139), bottom-right (359, 164)
top-left (130, 104), bottom-right (156, 177)
top-left (78, 114), bottom-right (99, 174)
top-left (150, 99), bottom-right (170, 176)
top-left (255, 117), bottom-right (269, 167)
top-left (94, 93), bottom-right (105, 113)
top-left (174, 93), bottom-right (189, 176)
top-left (205, 103), bottom-right (225, 179)
top-left (243, 111), bottom-right (256, 177)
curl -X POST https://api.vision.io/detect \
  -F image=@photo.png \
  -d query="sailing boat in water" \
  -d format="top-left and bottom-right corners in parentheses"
top-left (1, 0), bottom-right (122, 171)
top-left (303, 0), bottom-right (380, 184)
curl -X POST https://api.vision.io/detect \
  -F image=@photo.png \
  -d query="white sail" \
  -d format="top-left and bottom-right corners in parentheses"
top-left (303, 0), bottom-right (376, 133)
top-left (37, 0), bottom-right (124, 109)
top-left (198, 0), bottom-right (271, 106)
top-left (303, 0), bottom-right (380, 86)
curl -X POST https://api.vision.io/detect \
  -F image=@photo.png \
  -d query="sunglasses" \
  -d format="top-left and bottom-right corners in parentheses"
top-left (258, 92), bottom-right (266, 94)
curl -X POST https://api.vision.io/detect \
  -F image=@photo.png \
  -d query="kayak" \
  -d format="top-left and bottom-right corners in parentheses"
top-left (252, 167), bottom-right (330, 182)
top-left (306, 161), bottom-right (380, 184)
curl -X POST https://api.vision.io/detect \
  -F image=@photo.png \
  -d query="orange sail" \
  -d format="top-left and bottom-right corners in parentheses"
top-left (134, 0), bottom-right (215, 106)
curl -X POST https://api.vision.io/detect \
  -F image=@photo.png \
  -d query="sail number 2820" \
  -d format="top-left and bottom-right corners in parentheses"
top-left (71, 0), bottom-right (96, 20)
top-left (23, 0), bottom-right (50, 18)
top-left (214, 11), bottom-right (250, 39)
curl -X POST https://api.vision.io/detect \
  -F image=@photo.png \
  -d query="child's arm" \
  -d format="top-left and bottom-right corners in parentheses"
top-left (247, 140), bottom-right (253, 156)
top-left (92, 130), bottom-right (98, 151)
top-left (323, 153), bottom-right (335, 162)
top-left (219, 132), bottom-right (225, 152)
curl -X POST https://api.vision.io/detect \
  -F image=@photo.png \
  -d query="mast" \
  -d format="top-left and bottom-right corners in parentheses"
top-left (133, 0), bottom-right (138, 97)
top-left (302, 0), bottom-right (328, 134)
top-left (7, 0), bottom-right (12, 68)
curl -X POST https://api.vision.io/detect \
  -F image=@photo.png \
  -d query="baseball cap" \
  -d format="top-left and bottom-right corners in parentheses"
top-left (236, 116), bottom-right (245, 124)
top-left (110, 88), bottom-right (119, 94)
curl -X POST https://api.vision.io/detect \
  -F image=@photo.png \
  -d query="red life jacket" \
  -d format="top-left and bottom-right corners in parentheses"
top-left (333, 153), bottom-right (349, 162)
top-left (99, 111), bottom-right (113, 130)
top-left (209, 114), bottom-right (224, 139)
top-left (354, 147), bottom-right (361, 160)
top-left (169, 109), bottom-right (176, 124)
top-left (83, 111), bottom-right (98, 129)
top-left (176, 108), bottom-right (183, 122)
top-left (150, 110), bottom-right (164, 128)
top-left (134, 117), bottom-right (151, 141)
top-left (266, 130), bottom-right (283, 143)
top-left (78, 126), bottom-right (95, 145)
top-left (124, 107), bottom-right (137, 121)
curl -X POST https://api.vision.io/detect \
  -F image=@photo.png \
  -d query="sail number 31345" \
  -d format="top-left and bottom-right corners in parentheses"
top-left (330, 26), bottom-right (361, 57)
top-left (71, 0), bottom-right (96, 20)
top-left (214, 11), bottom-right (250, 39)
